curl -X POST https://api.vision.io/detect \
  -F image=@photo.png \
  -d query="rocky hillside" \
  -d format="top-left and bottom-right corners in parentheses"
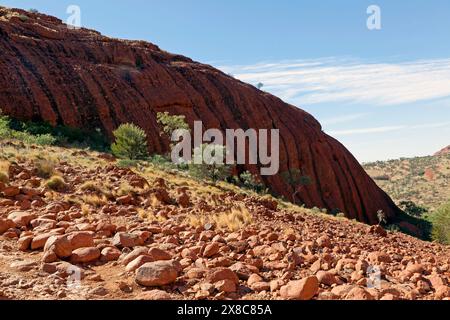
top-left (435, 146), bottom-right (450, 157)
top-left (364, 153), bottom-right (450, 211)
top-left (0, 140), bottom-right (449, 300)
top-left (0, 7), bottom-right (399, 224)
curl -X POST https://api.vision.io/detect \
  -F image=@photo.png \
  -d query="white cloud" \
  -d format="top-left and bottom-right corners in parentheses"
top-left (327, 125), bottom-right (406, 136)
top-left (321, 113), bottom-right (369, 125)
top-left (220, 57), bottom-right (450, 106)
top-left (327, 121), bottom-right (450, 137)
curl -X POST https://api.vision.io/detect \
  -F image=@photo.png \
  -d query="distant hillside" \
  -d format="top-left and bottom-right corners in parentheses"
top-left (435, 145), bottom-right (450, 156)
top-left (364, 153), bottom-right (450, 211)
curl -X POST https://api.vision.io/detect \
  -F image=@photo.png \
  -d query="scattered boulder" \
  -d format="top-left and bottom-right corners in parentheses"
top-left (113, 232), bottom-right (143, 248)
top-left (206, 267), bottom-right (239, 285)
top-left (70, 247), bottom-right (101, 264)
top-left (345, 287), bottom-right (374, 300)
top-left (100, 247), bottom-right (122, 262)
top-left (7, 211), bottom-right (36, 227)
top-left (137, 290), bottom-right (172, 300)
top-left (135, 260), bottom-right (179, 287)
top-left (316, 271), bottom-right (338, 286)
top-left (44, 235), bottom-right (72, 258)
top-left (126, 255), bottom-right (155, 272)
top-left (147, 247), bottom-right (172, 261)
top-left (67, 231), bottom-right (95, 250)
top-left (203, 242), bottom-right (220, 258)
top-left (280, 276), bottom-right (319, 300)
top-left (0, 218), bottom-right (15, 235)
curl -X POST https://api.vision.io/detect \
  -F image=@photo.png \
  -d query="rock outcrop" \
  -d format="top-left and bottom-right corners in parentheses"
top-left (0, 7), bottom-right (399, 223)
top-left (435, 146), bottom-right (450, 156)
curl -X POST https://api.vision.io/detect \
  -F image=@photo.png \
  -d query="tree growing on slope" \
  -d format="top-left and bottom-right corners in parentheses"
top-left (111, 123), bottom-right (149, 160)
top-left (281, 168), bottom-right (312, 204)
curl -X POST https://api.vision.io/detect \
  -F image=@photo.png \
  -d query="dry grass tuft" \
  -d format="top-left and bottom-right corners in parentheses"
top-left (114, 182), bottom-right (143, 197)
top-left (81, 204), bottom-right (91, 216)
top-left (0, 160), bottom-right (9, 183)
top-left (35, 159), bottom-right (55, 178)
top-left (80, 194), bottom-right (108, 207)
top-left (45, 175), bottom-right (67, 192)
top-left (137, 208), bottom-right (166, 222)
top-left (185, 206), bottom-right (253, 232)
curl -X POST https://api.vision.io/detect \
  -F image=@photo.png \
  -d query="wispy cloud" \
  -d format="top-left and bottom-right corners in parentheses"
top-left (321, 113), bottom-right (369, 125)
top-left (220, 57), bottom-right (450, 106)
top-left (328, 125), bottom-right (406, 136)
top-left (327, 121), bottom-right (450, 136)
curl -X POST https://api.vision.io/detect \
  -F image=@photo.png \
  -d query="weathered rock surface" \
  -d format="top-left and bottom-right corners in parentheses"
top-left (0, 7), bottom-right (399, 223)
top-left (135, 261), bottom-right (179, 287)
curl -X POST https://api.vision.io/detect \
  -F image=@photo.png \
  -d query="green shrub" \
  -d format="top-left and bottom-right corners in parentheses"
top-left (111, 123), bottom-right (149, 160)
top-left (156, 112), bottom-right (190, 141)
top-left (117, 159), bottom-right (140, 168)
top-left (238, 171), bottom-right (266, 193)
top-left (386, 224), bottom-right (401, 232)
top-left (11, 119), bottom-right (109, 150)
top-left (429, 201), bottom-right (450, 244)
top-left (18, 15), bottom-right (29, 22)
top-left (399, 200), bottom-right (428, 217)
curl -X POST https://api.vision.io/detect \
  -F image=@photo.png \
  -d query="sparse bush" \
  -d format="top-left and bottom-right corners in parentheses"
top-left (238, 171), bottom-right (266, 193)
top-left (18, 15), bottom-right (29, 22)
top-left (111, 123), bottom-right (149, 160)
top-left (385, 224), bottom-right (401, 232)
top-left (399, 200), bottom-right (428, 217)
top-left (189, 144), bottom-right (232, 185)
top-left (117, 159), bottom-right (140, 168)
top-left (377, 210), bottom-right (387, 225)
top-left (429, 201), bottom-right (450, 244)
top-left (28, 8), bottom-right (39, 14)
top-left (156, 112), bottom-right (190, 141)
top-left (281, 169), bottom-right (312, 204)
top-left (46, 176), bottom-right (67, 192)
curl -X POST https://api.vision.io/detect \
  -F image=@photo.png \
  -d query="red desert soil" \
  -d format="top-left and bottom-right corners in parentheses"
top-left (0, 142), bottom-right (449, 300)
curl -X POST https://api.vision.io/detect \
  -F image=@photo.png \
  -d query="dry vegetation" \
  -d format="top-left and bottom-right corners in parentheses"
top-left (1, 138), bottom-right (450, 301)
top-left (364, 154), bottom-right (450, 211)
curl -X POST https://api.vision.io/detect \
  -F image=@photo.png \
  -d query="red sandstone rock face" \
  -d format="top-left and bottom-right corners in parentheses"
top-left (0, 8), bottom-right (399, 223)
top-left (435, 146), bottom-right (450, 156)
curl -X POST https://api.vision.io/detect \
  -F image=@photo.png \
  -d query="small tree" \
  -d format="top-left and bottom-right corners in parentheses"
top-left (239, 171), bottom-right (266, 193)
top-left (281, 169), bottom-right (312, 204)
top-left (377, 210), bottom-right (387, 226)
top-left (156, 112), bottom-right (190, 142)
top-left (430, 201), bottom-right (450, 244)
top-left (399, 201), bottom-right (428, 217)
top-left (189, 144), bottom-right (232, 185)
top-left (111, 123), bottom-right (149, 160)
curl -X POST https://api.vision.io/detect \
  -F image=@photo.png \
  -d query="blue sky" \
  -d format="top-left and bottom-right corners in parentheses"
top-left (2, 0), bottom-right (450, 162)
